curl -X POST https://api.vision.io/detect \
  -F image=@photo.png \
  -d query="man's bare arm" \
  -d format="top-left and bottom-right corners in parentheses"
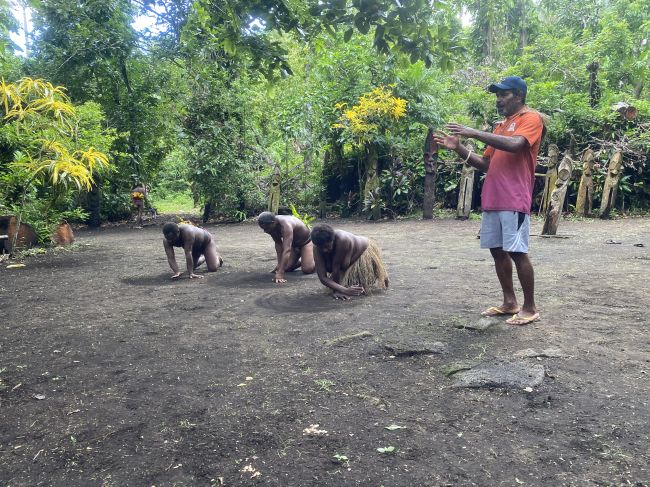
top-left (433, 133), bottom-right (490, 172)
top-left (274, 226), bottom-right (294, 283)
top-left (446, 123), bottom-right (528, 153)
top-left (164, 239), bottom-right (181, 275)
top-left (314, 248), bottom-right (350, 294)
top-left (182, 231), bottom-right (202, 278)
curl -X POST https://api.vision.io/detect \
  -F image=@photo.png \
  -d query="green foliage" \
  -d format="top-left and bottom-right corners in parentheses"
top-left (289, 204), bottom-right (315, 228)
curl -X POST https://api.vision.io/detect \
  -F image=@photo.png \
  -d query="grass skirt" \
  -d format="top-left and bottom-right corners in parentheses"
top-left (340, 239), bottom-right (388, 293)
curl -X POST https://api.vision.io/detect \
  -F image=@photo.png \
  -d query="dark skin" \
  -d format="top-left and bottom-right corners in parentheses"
top-left (163, 224), bottom-right (222, 279)
top-left (433, 89), bottom-right (537, 322)
top-left (313, 229), bottom-right (367, 300)
top-left (258, 215), bottom-right (315, 283)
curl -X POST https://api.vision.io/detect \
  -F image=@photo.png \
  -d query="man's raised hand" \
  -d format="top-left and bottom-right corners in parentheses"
top-left (432, 131), bottom-right (460, 151)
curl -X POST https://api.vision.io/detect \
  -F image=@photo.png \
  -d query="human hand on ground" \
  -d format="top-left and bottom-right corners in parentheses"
top-left (346, 285), bottom-right (365, 296)
top-left (188, 273), bottom-right (204, 279)
top-left (171, 272), bottom-right (183, 279)
top-left (332, 291), bottom-right (351, 300)
top-left (273, 276), bottom-right (287, 284)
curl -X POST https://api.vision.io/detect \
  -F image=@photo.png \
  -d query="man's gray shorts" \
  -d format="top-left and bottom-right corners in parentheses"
top-left (480, 210), bottom-right (530, 253)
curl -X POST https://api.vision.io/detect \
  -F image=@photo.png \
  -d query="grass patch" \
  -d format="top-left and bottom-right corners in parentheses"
top-left (150, 191), bottom-right (200, 215)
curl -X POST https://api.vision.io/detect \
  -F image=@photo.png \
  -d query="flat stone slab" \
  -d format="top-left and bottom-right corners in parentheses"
top-left (454, 316), bottom-right (504, 331)
top-left (452, 360), bottom-right (545, 389)
top-left (382, 338), bottom-right (446, 357)
top-left (513, 348), bottom-right (567, 359)
top-left (441, 360), bottom-right (480, 377)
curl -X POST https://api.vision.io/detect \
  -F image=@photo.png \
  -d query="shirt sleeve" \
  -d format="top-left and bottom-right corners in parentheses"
top-left (513, 112), bottom-right (543, 148)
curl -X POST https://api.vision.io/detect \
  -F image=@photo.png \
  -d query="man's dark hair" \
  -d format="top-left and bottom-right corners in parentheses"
top-left (162, 222), bottom-right (179, 238)
top-left (311, 224), bottom-right (335, 246)
top-left (258, 212), bottom-right (276, 225)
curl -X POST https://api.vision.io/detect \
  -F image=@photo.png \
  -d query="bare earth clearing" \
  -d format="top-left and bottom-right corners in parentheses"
top-left (1, 216), bottom-right (649, 486)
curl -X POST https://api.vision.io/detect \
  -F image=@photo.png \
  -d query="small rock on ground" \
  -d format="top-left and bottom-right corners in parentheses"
top-left (382, 337), bottom-right (446, 357)
top-left (512, 348), bottom-right (567, 359)
top-left (452, 360), bottom-right (545, 389)
top-left (454, 316), bottom-right (504, 331)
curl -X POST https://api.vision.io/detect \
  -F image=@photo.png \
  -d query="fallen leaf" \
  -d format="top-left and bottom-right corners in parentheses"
top-left (384, 424), bottom-right (407, 431)
top-left (6, 264), bottom-right (26, 269)
top-left (377, 446), bottom-right (395, 454)
top-left (32, 394), bottom-right (46, 400)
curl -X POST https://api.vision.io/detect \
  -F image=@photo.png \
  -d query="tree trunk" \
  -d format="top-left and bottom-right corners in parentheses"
top-left (575, 149), bottom-right (595, 217)
top-left (268, 170), bottom-right (281, 214)
top-left (202, 200), bottom-right (213, 223)
top-left (599, 150), bottom-right (623, 219)
top-left (86, 174), bottom-right (102, 228)
top-left (422, 128), bottom-right (438, 220)
top-left (364, 143), bottom-right (381, 220)
top-left (541, 152), bottom-right (573, 235)
top-left (539, 144), bottom-right (559, 215)
top-left (456, 141), bottom-right (476, 220)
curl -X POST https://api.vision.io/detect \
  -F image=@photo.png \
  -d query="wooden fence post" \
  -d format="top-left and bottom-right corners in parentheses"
top-left (539, 144), bottom-right (559, 215)
top-left (268, 170), bottom-right (281, 214)
top-left (422, 128), bottom-right (438, 220)
top-left (456, 141), bottom-right (475, 219)
top-left (541, 152), bottom-right (573, 235)
top-left (599, 150), bottom-right (623, 219)
top-left (575, 149), bottom-right (595, 217)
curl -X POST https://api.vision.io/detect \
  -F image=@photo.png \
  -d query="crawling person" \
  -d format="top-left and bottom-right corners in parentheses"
top-left (311, 223), bottom-right (388, 300)
top-left (257, 211), bottom-right (315, 283)
top-left (162, 222), bottom-right (223, 279)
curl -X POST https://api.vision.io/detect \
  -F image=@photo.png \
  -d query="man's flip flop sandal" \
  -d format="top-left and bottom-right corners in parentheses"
top-left (481, 306), bottom-right (520, 317)
top-left (506, 312), bottom-right (540, 326)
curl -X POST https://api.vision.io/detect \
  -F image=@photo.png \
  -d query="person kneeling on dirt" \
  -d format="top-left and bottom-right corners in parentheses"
top-left (257, 211), bottom-right (315, 283)
top-left (311, 223), bottom-right (388, 300)
top-left (162, 222), bottom-right (223, 279)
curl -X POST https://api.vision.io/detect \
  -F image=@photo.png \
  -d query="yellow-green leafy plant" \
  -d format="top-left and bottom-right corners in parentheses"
top-left (1, 77), bottom-right (111, 251)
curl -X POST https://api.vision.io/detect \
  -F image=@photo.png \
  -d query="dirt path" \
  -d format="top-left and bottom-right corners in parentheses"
top-left (1, 217), bottom-right (649, 486)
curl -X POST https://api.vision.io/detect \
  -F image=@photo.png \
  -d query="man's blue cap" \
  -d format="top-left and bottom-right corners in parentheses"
top-left (488, 76), bottom-right (527, 97)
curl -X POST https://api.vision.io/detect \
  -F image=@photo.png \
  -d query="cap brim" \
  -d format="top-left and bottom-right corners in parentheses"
top-left (487, 83), bottom-right (511, 93)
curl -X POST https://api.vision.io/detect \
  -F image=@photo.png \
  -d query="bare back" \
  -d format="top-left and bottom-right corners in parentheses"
top-left (269, 215), bottom-right (311, 247)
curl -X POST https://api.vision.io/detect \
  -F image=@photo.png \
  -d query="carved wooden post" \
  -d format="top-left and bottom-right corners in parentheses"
top-left (268, 170), bottom-right (281, 214)
top-left (422, 128), bottom-right (438, 220)
top-left (541, 152), bottom-right (573, 235)
top-left (599, 150), bottom-right (623, 219)
top-left (364, 142), bottom-right (381, 220)
top-left (456, 141), bottom-right (475, 219)
top-left (575, 149), bottom-right (595, 217)
top-left (539, 144), bottom-right (559, 215)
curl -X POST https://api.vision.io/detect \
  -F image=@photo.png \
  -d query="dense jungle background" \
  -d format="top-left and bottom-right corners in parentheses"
top-left (0, 0), bottom-right (648, 242)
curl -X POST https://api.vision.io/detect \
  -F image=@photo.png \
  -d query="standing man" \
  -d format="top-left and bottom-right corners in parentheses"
top-left (257, 212), bottom-right (315, 283)
top-left (131, 182), bottom-right (147, 228)
top-left (162, 222), bottom-right (223, 279)
top-left (434, 76), bottom-right (544, 325)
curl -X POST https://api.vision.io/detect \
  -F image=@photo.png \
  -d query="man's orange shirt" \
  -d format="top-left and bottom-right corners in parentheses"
top-left (481, 107), bottom-right (544, 214)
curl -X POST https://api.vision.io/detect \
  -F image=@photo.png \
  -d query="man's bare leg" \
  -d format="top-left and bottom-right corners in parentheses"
top-left (285, 248), bottom-right (302, 272)
top-left (136, 207), bottom-right (143, 227)
top-left (489, 247), bottom-right (519, 312)
top-left (204, 241), bottom-right (222, 272)
top-left (300, 242), bottom-right (315, 274)
top-left (509, 252), bottom-right (536, 317)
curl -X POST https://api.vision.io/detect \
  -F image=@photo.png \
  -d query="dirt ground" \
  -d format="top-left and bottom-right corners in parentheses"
top-left (1, 215), bottom-right (649, 487)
